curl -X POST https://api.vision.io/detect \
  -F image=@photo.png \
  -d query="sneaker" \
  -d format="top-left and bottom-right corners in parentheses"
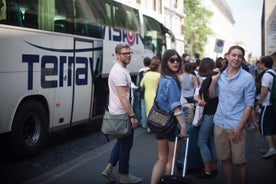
top-left (120, 174), bottom-right (142, 183)
top-left (262, 149), bottom-right (276, 159)
top-left (196, 171), bottom-right (213, 179)
top-left (102, 168), bottom-right (116, 182)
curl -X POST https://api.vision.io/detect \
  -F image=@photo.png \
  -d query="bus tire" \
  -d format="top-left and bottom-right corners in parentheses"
top-left (11, 100), bottom-right (49, 158)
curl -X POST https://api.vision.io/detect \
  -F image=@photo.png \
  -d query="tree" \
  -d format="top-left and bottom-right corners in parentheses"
top-left (184, 0), bottom-right (213, 57)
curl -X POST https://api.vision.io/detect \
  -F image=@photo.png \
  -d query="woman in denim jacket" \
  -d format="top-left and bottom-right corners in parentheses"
top-left (151, 49), bottom-right (187, 184)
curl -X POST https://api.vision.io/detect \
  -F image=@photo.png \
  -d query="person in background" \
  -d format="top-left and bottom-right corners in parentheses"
top-left (101, 44), bottom-right (142, 184)
top-left (196, 58), bottom-right (218, 179)
top-left (139, 56), bottom-right (161, 132)
top-left (215, 57), bottom-right (226, 70)
top-left (150, 49), bottom-right (187, 184)
top-left (135, 57), bottom-right (151, 128)
top-left (242, 58), bottom-right (259, 131)
top-left (180, 62), bottom-right (198, 103)
top-left (255, 60), bottom-right (262, 77)
top-left (194, 52), bottom-right (201, 67)
top-left (209, 45), bottom-right (255, 184)
top-left (254, 59), bottom-right (264, 125)
top-left (182, 53), bottom-right (190, 63)
top-left (255, 56), bottom-right (276, 158)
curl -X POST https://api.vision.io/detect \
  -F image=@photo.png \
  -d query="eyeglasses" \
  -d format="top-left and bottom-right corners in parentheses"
top-left (119, 52), bottom-right (133, 56)
top-left (168, 57), bottom-right (181, 63)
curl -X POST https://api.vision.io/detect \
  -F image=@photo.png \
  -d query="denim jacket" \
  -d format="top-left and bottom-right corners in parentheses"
top-left (156, 76), bottom-right (183, 115)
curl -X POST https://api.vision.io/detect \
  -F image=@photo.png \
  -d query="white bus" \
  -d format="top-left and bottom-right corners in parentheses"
top-left (0, 0), bottom-right (174, 157)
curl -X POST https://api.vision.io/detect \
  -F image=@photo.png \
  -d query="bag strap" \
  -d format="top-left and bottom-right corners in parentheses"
top-left (153, 81), bottom-right (160, 106)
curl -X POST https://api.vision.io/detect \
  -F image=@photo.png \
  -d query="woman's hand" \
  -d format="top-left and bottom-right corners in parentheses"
top-left (179, 125), bottom-right (187, 138)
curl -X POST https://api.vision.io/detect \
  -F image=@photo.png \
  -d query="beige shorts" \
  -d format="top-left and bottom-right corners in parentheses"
top-left (214, 125), bottom-right (246, 164)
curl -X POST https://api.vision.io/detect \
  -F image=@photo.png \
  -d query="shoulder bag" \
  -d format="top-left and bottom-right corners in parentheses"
top-left (147, 86), bottom-right (176, 135)
top-left (101, 83), bottom-right (132, 138)
top-left (101, 110), bottom-right (132, 138)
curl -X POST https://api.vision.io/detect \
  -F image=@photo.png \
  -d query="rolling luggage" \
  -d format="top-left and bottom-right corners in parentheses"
top-left (158, 136), bottom-right (192, 184)
top-left (177, 125), bottom-right (203, 174)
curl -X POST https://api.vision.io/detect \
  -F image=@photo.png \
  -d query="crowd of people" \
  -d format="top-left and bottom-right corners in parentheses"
top-left (101, 43), bottom-right (276, 184)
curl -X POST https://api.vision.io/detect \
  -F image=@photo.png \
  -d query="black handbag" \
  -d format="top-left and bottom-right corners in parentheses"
top-left (147, 100), bottom-right (176, 135)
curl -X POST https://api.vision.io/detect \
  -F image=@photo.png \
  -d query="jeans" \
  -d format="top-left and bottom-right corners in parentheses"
top-left (133, 89), bottom-right (141, 124)
top-left (108, 129), bottom-right (134, 174)
top-left (140, 99), bottom-right (147, 128)
top-left (197, 114), bottom-right (217, 162)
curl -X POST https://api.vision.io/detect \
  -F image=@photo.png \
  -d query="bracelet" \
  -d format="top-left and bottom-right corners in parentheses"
top-left (174, 111), bottom-right (182, 116)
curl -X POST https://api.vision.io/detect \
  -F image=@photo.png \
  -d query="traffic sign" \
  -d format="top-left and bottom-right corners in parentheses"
top-left (214, 39), bottom-right (225, 53)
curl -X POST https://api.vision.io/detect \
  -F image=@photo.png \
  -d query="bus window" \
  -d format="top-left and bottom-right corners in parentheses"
top-left (24, 3), bottom-right (38, 29)
top-left (0, 0), bottom-right (6, 21)
top-left (143, 15), bottom-right (166, 59)
top-left (112, 1), bottom-right (139, 32)
top-left (38, 0), bottom-right (55, 31)
top-left (75, 0), bottom-right (111, 38)
top-left (55, 0), bottom-right (74, 34)
top-left (5, 1), bottom-right (23, 27)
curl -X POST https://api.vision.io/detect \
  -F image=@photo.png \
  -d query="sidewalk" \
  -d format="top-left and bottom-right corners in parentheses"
top-left (24, 128), bottom-right (276, 184)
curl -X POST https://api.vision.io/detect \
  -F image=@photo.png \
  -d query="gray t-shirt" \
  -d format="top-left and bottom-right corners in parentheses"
top-left (181, 73), bottom-right (195, 97)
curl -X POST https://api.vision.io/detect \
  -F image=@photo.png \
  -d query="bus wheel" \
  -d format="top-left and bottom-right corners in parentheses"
top-left (11, 100), bottom-right (49, 158)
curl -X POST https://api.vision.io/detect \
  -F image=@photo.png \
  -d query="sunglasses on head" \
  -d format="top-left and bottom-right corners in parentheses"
top-left (168, 57), bottom-right (181, 63)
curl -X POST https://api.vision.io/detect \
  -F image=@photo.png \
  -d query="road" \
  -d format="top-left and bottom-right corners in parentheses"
top-left (0, 121), bottom-right (109, 184)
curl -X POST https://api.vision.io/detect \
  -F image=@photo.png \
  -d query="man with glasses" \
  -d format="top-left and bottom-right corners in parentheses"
top-left (102, 44), bottom-right (142, 184)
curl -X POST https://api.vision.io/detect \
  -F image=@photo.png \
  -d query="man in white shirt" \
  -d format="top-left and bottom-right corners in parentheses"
top-left (102, 44), bottom-right (142, 184)
top-left (256, 56), bottom-right (276, 159)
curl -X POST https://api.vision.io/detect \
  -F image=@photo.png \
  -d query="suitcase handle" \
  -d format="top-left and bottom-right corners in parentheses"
top-left (171, 136), bottom-right (189, 177)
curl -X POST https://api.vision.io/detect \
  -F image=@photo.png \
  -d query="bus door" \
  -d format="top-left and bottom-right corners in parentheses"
top-left (71, 38), bottom-right (103, 123)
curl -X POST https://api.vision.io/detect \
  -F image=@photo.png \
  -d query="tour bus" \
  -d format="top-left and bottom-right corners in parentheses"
top-left (0, 0), bottom-right (174, 157)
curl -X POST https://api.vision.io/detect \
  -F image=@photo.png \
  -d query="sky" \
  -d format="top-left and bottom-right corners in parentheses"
top-left (227, 0), bottom-right (263, 57)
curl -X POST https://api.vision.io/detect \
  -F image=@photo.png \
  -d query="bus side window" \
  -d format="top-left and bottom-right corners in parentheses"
top-left (24, 6), bottom-right (38, 29)
top-left (0, 0), bottom-right (6, 22)
top-left (54, 0), bottom-right (74, 34)
top-left (54, 19), bottom-right (66, 33)
top-left (113, 5), bottom-right (125, 29)
top-left (7, 2), bottom-right (23, 27)
top-left (76, 19), bottom-right (102, 38)
top-left (75, 0), bottom-right (104, 38)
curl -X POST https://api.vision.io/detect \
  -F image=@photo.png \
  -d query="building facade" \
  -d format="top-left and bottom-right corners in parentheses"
top-left (200, 0), bottom-right (235, 60)
top-left (262, 0), bottom-right (276, 66)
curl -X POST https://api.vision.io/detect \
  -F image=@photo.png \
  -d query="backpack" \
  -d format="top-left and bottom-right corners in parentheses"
top-left (266, 71), bottom-right (276, 112)
top-left (255, 70), bottom-right (265, 95)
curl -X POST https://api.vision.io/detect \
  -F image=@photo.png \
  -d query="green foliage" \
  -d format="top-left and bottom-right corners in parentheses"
top-left (184, 0), bottom-right (213, 57)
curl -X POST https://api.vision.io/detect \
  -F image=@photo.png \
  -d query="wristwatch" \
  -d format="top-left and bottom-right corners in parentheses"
top-left (129, 115), bottom-right (136, 119)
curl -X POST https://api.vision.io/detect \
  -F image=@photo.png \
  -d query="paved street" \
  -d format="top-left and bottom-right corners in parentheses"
top-left (24, 127), bottom-right (276, 184)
